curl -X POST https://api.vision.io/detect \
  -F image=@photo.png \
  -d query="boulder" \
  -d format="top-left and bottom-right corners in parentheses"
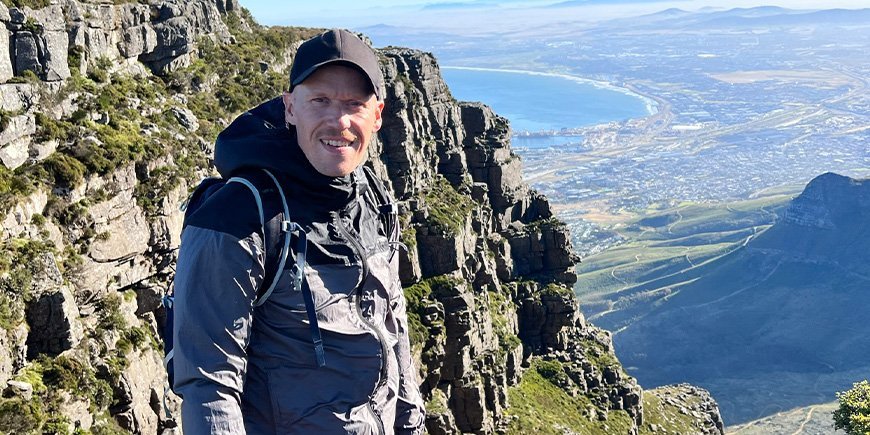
top-left (0, 83), bottom-right (36, 112)
top-left (57, 390), bottom-right (94, 431)
top-left (0, 189), bottom-right (47, 241)
top-left (87, 165), bottom-right (152, 263)
top-left (25, 285), bottom-right (84, 358)
top-left (4, 379), bottom-right (33, 401)
top-left (450, 378), bottom-right (490, 433)
top-left (0, 324), bottom-right (28, 387)
top-left (41, 30), bottom-right (70, 81)
top-left (0, 28), bottom-right (12, 83)
top-left (12, 31), bottom-right (40, 75)
top-left (0, 114), bottom-right (35, 169)
top-left (170, 106), bottom-right (199, 132)
top-left (115, 348), bottom-right (166, 435)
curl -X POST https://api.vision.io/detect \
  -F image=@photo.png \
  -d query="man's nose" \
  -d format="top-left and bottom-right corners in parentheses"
top-left (327, 106), bottom-right (352, 130)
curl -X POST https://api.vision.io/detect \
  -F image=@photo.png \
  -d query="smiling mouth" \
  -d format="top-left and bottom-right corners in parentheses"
top-left (321, 138), bottom-right (355, 148)
top-left (320, 131), bottom-right (359, 148)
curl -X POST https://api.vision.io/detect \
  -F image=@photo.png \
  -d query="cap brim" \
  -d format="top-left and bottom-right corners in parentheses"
top-left (290, 59), bottom-right (380, 99)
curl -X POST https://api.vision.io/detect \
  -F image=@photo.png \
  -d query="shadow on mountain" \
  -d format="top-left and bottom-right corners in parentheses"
top-left (594, 172), bottom-right (870, 424)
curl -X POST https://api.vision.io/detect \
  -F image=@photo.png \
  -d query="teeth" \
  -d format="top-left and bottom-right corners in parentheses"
top-left (322, 139), bottom-right (352, 147)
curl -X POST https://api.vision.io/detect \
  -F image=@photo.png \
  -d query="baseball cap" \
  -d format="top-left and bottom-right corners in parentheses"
top-left (289, 29), bottom-right (384, 100)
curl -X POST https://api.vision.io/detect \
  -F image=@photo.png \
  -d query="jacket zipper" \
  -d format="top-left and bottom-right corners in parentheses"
top-left (337, 213), bottom-right (387, 435)
top-left (367, 401), bottom-right (386, 435)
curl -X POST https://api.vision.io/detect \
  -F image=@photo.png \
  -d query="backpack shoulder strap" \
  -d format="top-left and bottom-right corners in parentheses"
top-left (252, 169), bottom-right (292, 305)
top-left (227, 168), bottom-right (288, 305)
top-left (232, 168), bottom-right (325, 367)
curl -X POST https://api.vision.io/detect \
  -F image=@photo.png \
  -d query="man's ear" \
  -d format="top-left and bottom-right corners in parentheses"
top-left (282, 91), bottom-right (296, 125)
top-left (372, 100), bottom-right (385, 132)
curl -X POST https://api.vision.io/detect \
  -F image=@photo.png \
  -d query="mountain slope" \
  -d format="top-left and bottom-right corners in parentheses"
top-left (602, 173), bottom-right (870, 424)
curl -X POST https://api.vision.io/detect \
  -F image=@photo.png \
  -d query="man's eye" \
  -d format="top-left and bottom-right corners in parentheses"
top-left (311, 97), bottom-right (328, 104)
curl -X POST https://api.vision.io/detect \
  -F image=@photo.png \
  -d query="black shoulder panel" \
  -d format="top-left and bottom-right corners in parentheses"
top-left (185, 181), bottom-right (263, 241)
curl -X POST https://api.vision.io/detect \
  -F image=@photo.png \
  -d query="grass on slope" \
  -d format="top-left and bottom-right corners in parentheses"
top-left (575, 195), bottom-right (791, 309)
top-left (639, 390), bottom-right (707, 435)
top-left (506, 361), bottom-right (634, 435)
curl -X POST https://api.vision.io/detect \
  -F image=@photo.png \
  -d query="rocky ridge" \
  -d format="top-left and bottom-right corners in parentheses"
top-left (0, 1), bottom-right (723, 434)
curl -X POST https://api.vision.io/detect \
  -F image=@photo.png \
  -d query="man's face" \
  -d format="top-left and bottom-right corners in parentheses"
top-left (283, 64), bottom-right (384, 177)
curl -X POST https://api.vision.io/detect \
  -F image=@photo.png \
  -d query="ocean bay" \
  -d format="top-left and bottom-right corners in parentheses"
top-left (440, 66), bottom-right (654, 142)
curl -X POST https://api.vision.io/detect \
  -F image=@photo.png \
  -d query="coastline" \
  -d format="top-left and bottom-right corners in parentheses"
top-left (442, 65), bottom-right (660, 117)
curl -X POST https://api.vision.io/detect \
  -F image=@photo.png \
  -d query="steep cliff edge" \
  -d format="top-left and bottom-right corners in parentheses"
top-left (0, 2), bottom-right (723, 434)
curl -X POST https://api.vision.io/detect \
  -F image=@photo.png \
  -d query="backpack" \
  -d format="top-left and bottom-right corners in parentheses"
top-left (162, 168), bottom-right (323, 401)
top-left (161, 166), bottom-right (399, 396)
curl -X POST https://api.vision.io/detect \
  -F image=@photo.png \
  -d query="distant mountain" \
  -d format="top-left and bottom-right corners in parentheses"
top-left (547, 0), bottom-right (676, 7)
top-left (421, 2), bottom-right (490, 10)
top-left (713, 6), bottom-right (794, 17)
top-left (594, 6), bottom-right (870, 31)
top-left (599, 173), bottom-right (870, 424)
top-left (700, 8), bottom-right (870, 28)
top-left (644, 7), bottom-right (692, 18)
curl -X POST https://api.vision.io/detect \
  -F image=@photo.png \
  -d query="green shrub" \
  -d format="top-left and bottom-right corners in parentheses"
top-left (135, 165), bottom-right (183, 215)
top-left (22, 17), bottom-right (42, 35)
top-left (7, 69), bottom-right (40, 84)
top-left (0, 397), bottom-right (45, 434)
top-left (0, 109), bottom-right (10, 132)
top-left (0, 165), bottom-right (37, 212)
top-left (90, 416), bottom-right (130, 435)
top-left (87, 58), bottom-right (111, 83)
top-left (34, 112), bottom-right (74, 143)
top-left (834, 380), bottom-right (870, 435)
top-left (487, 290), bottom-right (520, 354)
top-left (403, 280), bottom-right (433, 348)
top-left (97, 292), bottom-right (126, 332)
top-left (535, 359), bottom-right (568, 384)
top-left (68, 45), bottom-right (85, 72)
top-left (14, 363), bottom-right (47, 394)
top-left (0, 291), bottom-right (23, 331)
top-left (0, 239), bottom-right (55, 330)
top-left (46, 198), bottom-right (89, 228)
top-left (42, 152), bottom-right (86, 188)
top-left (542, 283), bottom-right (572, 297)
top-left (39, 355), bottom-right (114, 410)
top-left (30, 213), bottom-right (46, 226)
top-left (402, 275), bottom-right (459, 348)
top-left (580, 337), bottom-right (620, 372)
top-left (424, 176), bottom-right (474, 237)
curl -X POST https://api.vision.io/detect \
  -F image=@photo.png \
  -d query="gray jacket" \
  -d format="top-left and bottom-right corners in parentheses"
top-left (172, 98), bottom-right (426, 434)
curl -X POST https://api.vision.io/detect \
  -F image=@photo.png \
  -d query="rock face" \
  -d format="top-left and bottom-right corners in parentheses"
top-left (645, 384), bottom-right (725, 435)
top-left (375, 47), bottom-right (657, 434)
top-left (0, 3), bottom-right (721, 434)
top-left (782, 172), bottom-right (867, 230)
top-left (0, 0), bottom-right (233, 85)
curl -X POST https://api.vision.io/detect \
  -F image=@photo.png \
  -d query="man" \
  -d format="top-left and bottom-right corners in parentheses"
top-left (172, 29), bottom-right (426, 434)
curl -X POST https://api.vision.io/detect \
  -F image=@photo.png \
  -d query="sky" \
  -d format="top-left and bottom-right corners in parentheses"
top-left (238, 0), bottom-right (870, 30)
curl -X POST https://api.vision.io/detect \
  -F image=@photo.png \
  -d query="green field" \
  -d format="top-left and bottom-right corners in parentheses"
top-left (575, 192), bottom-right (793, 320)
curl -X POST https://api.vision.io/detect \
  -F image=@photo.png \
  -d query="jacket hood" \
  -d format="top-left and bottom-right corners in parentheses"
top-left (214, 97), bottom-right (360, 207)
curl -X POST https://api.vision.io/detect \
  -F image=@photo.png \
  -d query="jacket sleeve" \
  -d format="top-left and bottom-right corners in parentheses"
top-left (390, 277), bottom-right (427, 434)
top-left (172, 221), bottom-right (264, 434)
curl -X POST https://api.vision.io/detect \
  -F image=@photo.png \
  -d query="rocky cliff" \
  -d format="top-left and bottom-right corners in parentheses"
top-left (0, 1), bottom-right (722, 434)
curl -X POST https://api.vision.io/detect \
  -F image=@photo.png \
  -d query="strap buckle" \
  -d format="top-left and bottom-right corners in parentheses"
top-left (281, 220), bottom-right (300, 233)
